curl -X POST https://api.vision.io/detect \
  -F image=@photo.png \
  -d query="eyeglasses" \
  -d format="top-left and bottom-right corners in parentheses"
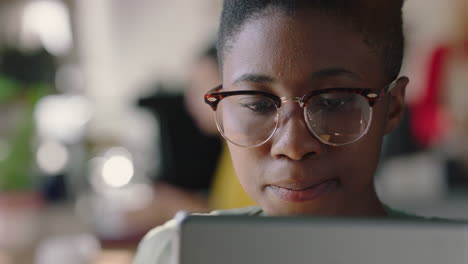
top-left (204, 79), bottom-right (399, 148)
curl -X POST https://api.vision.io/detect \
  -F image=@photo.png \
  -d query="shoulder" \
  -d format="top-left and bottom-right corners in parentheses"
top-left (383, 204), bottom-right (457, 222)
top-left (384, 204), bottom-right (424, 219)
top-left (133, 218), bottom-right (179, 264)
top-left (133, 207), bottom-right (263, 264)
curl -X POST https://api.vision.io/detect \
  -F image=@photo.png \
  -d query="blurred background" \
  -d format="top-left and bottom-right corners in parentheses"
top-left (1, 0), bottom-right (468, 263)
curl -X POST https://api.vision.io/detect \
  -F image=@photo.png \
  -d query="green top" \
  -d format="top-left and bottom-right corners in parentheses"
top-left (133, 206), bottom-right (430, 264)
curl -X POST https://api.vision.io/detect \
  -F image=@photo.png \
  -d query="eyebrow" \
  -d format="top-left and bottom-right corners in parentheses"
top-left (310, 68), bottom-right (362, 81)
top-left (233, 74), bottom-right (274, 85)
top-left (232, 67), bottom-right (362, 85)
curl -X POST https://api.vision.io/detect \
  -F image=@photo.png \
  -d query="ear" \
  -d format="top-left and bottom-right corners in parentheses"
top-left (384, 76), bottom-right (409, 134)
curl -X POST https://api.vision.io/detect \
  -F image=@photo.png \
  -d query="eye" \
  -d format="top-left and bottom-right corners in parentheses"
top-left (308, 93), bottom-right (357, 112)
top-left (322, 95), bottom-right (352, 108)
top-left (238, 96), bottom-right (276, 114)
top-left (322, 98), bottom-right (343, 108)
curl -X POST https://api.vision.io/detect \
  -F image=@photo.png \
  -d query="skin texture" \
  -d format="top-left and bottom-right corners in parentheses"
top-left (222, 9), bottom-right (408, 217)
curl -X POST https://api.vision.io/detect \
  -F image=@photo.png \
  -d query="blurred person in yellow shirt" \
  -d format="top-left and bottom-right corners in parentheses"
top-left (128, 45), bottom-right (254, 235)
top-left (185, 45), bottom-right (254, 210)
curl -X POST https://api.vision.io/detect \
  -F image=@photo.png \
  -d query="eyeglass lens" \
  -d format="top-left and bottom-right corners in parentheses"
top-left (305, 92), bottom-right (371, 145)
top-left (214, 92), bottom-right (371, 147)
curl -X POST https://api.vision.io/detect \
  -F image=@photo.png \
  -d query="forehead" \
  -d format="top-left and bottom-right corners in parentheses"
top-left (223, 10), bottom-right (385, 90)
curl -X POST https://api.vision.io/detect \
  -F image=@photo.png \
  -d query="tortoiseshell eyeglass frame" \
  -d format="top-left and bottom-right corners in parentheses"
top-left (204, 78), bottom-right (399, 110)
top-left (203, 77), bottom-right (401, 147)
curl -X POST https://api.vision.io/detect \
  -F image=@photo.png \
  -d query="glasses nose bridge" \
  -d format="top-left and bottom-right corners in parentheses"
top-left (277, 96), bottom-right (307, 131)
top-left (280, 96), bottom-right (305, 108)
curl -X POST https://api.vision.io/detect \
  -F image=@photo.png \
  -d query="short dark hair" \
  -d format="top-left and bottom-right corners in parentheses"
top-left (217, 0), bottom-right (405, 82)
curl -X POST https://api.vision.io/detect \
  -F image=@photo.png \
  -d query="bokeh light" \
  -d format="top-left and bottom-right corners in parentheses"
top-left (21, 0), bottom-right (72, 56)
top-left (36, 140), bottom-right (69, 175)
top-left (101, 155), bottom-right (134, 188)
top-left (35, 95), bottom-right (93, 144)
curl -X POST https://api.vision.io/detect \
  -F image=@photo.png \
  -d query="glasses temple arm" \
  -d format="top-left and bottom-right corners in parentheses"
top-left (385, 79), bottom-right (399, 93)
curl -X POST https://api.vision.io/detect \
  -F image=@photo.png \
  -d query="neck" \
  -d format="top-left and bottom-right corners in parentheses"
top-left (344, 190), bottom-right (387, 218)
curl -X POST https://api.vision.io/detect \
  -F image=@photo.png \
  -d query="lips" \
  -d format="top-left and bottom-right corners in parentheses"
top-left (267, 179), bottom-right (339, 202)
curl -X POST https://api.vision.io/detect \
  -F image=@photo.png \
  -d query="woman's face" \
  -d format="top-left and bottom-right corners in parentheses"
top-left (222, 10), bottom-right (407, 217)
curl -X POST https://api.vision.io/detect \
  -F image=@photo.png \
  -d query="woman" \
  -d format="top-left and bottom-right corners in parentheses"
top-left (134, 0), bottom-right (411, 263)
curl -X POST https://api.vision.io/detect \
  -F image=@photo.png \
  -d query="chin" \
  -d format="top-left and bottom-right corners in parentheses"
top-left (260, 189), bottom-right (344, 217)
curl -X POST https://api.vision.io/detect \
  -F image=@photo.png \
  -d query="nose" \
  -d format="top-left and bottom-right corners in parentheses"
top-left (270, 104), bottom-right (324, 161)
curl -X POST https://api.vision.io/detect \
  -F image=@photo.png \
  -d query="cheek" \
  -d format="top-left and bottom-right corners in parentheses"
top-left (339, 108), bottom-right (386, 187)
top-left (228, 144), bottom-right (270, 198)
